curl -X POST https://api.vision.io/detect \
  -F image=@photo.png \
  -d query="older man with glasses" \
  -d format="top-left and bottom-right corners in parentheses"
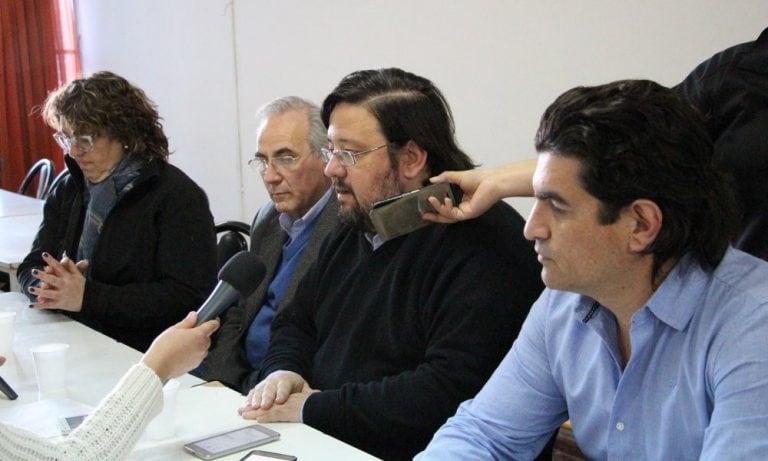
top-left (198, 96), bottom-right (337, 391)
top-left (237, 68), bottom-right (544, 460)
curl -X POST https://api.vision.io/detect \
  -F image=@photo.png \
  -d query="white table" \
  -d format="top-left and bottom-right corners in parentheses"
top-left (129, 385), bottom-right (380, 461)
top-left (0, 214), bottom-right (45, 292)
top-left (0, 190), bottom-right (44, 218)
top-left (0, 293), bottom-right (379, 460)
top-left (0, 190), bottom-right (44, 292)
top-left (0, 292), bottom-right (201, 406)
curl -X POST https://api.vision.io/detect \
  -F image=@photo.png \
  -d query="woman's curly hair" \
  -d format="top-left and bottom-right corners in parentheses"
top-left (43, 71), bottom-right (169, 161)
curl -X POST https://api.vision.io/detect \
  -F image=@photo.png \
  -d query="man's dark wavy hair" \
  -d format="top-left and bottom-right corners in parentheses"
top-left (535, 79), bottom-right (739, 276)
top-left (321, 67), bottom-right (474, 179)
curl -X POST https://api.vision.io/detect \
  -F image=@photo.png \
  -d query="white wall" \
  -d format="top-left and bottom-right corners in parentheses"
top-left (75, 0), bottom-right (242, 221)
top-left (76, 0), bottom-right (768, 222)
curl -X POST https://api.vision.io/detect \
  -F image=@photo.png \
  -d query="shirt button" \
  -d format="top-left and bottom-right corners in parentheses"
top-left (616, 422), bottom-right (625, 431)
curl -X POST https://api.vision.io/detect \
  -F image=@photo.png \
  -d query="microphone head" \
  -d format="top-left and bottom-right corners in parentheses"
top-left (218, 251), bottom-right (266, 298)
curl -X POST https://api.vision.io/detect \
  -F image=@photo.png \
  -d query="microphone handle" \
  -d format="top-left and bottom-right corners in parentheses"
top-left (195, 283), bottom-right (240, 325)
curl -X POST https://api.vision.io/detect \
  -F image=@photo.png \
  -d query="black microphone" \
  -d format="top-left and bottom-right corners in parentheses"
top-left (196, 251), bottom-right (266, 325)
top-left (0, 375), bottom-right (18, 400)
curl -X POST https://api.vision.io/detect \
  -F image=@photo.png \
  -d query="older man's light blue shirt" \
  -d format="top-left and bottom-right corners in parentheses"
top-left (417, 248), bottom-right (768, 460)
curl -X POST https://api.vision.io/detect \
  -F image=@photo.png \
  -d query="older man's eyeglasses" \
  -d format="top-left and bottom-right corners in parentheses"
top-left (320, 144), bottom-right (387, 166)
top-left (53, 132), bottom-right (98, 153)
top-left (248, 155), bottom-right (302, 175)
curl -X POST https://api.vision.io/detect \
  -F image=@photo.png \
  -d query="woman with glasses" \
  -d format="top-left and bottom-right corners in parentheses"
top-left (17, 71), bottom-right (217, 352)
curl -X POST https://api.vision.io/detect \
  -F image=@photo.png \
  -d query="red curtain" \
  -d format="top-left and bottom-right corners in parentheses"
top-left (0, 0), bottom-right (81, 191)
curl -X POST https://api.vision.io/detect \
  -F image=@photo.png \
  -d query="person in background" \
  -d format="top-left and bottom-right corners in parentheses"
top-left (0, 312), bottom-right (219, 460)
top-left (238, 68), bottom-right (543, 460)
top-left (428, 28), bottom-right (768, 262)
top-left (673, 26), bottom-right (768, 260)
top-left (200, 96), bottom-right (337, 391)
top-left (417, 80), bottom-right (768, 459)
top-left (17, 71), bottom-right (217, 352)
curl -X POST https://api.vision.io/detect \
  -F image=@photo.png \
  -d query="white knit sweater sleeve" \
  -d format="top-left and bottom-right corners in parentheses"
top-left (0, 362), bottom-right (164, 461)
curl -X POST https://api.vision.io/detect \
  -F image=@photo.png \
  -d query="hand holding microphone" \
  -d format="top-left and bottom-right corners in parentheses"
top-left (196, 251), bottom-right (266, 325)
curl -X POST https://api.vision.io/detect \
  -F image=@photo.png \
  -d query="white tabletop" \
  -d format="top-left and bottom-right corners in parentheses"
top-left (0, 190), bottom-right (44, 218)
top-left (129, 385), bottom-right (379, 461)
top-left (0, 292), bottom-right (379, 460)
top-left (0, 214), bottom-right (43, 292)
top-left (0, 292), bottom-right (201, 407)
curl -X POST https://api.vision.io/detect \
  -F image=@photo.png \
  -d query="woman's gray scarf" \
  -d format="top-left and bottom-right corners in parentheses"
top-left (77, 155), bottom-right (143, 274)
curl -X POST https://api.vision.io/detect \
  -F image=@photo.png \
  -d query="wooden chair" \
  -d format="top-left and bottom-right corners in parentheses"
top-left (552, 421), bottom-right (587, 460)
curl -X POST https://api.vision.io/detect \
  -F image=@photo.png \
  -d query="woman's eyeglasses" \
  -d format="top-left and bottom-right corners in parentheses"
top-left (53, 132), bottom-right (98, 153)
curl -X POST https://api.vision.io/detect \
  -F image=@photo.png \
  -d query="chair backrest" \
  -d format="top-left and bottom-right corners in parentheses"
top-left (215, 221), bottom-right (250, 270)
top-left (18, 158), bottom-right (55, 199)
top-left (45, 168), bottom-right (71, 199)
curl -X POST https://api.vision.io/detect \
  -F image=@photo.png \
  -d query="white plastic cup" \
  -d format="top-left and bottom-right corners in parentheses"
top-left (0, 312), bottom-right (15, 357)
top-left (145, 378), bottom-right (180, 440)
top-left (30, 343), bottom-right (69, 399)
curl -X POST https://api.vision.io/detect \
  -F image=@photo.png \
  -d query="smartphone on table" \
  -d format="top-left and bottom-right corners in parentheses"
top-left (239, 449), bottom-right (297, 461)
top-left (58, 414), bottom-right (87, 435)
top-left (183, 424), bottom-right (280, 460)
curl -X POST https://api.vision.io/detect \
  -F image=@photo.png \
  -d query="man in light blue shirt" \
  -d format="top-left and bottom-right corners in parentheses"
top-left (418, 80), bottom-right (768, 459)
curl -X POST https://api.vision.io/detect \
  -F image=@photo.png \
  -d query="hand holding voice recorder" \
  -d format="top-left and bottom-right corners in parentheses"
top-left (369, 182), bottom-right (456, 240)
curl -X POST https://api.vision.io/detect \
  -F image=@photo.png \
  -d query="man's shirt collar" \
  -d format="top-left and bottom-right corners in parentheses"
top-left (278, 187), bottom-right (333, 240)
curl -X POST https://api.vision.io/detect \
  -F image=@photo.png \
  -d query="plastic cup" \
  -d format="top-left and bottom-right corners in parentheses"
top-left (145, 378), bottom-right (180, 440)
top-left (0, 312), bottom-right (15, 357)
top-left (30, 343), bottom-right (69, 399)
